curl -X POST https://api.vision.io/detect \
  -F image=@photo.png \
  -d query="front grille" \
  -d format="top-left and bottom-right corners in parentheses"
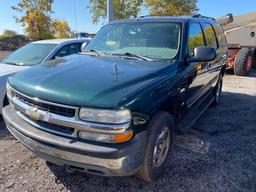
top-left (14, 91), bottom-right (76, 118)
top-left (37, 120), bottom-right (75, 135)
top-left (20, 112), bottom-right (75, 137)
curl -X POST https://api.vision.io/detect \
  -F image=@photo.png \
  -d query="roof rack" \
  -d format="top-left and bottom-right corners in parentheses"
top-left (192, 14), bottom-right (216, 21)
top-left (138, 14), bottom-right (174, 18)
top-left (138, 15), bottom-right (151, 18)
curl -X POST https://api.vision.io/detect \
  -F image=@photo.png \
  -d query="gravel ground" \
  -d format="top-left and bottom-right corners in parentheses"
top-left (0, 69), bottom-right (256, 192)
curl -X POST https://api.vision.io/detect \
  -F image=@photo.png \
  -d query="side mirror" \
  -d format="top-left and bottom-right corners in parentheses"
top-left (188, 46), bottom-right (216, 62)
top-left (81, 41), bottom-right (89, 51)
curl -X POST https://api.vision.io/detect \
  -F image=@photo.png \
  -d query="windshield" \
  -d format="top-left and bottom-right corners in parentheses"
top-left (85, 22), bottom-right (181, 60)
top-left (3, 43), bottom-right (57, 66)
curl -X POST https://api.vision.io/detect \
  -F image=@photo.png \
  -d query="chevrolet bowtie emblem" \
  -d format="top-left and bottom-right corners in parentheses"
top-left (26, 107), bottom-right (40, 120)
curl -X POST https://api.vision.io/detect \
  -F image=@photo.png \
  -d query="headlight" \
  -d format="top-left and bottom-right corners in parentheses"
top-left (79, 108), bottom-right (131, 124)
top-left (78, 130), bottom-right (133, 143)
top-left (6, 82), bottom-right (12, 97)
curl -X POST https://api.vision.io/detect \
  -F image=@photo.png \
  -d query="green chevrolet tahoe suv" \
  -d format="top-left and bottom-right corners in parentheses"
top-left (3, 15), bottom-right (227, 182)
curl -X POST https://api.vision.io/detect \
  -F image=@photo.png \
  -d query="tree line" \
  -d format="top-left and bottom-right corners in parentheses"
top-left (11, 0), bottom-right (71, 40)
top-left (10, 0), bottom-right (198, 40)
top-left (89, 0), bottom-right (198, 23)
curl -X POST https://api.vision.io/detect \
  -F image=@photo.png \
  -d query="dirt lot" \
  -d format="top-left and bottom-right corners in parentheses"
top-left (0, 69), bottom-right (255, 191)
top-left (0, 51), bottom-right (12, 60)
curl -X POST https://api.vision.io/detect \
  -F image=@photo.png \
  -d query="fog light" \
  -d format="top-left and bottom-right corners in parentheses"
top-left (78, 130), bottom-right (133, 143)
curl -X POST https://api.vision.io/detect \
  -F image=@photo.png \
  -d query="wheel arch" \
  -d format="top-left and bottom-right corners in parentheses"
top-left (3, 94), bottom-right (9, 107)
top-left (221, 64), bottom-right (226, 76)
top-left (148, 94), bottom-right (182, 127)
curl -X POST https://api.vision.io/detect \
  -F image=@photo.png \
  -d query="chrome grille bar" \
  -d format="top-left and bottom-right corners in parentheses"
top-left (8, 88), bottom-right (130, 135)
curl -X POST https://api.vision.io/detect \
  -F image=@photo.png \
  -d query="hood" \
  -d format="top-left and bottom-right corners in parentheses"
top-left (9, 54), bottom-right (175, 108)
top-left (0, 63), bottom-right (28, 76)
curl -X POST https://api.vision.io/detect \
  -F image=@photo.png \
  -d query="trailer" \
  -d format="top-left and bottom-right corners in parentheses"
top-left (217, 12), bottom-right (256, 75)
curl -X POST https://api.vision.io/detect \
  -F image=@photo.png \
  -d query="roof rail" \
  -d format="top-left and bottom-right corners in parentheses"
top-left (138, 14), bottom-right (174, 18)
top-left (138, 14), bottom-right (216, 21)
top-left (138, 15), bottom-right (151, 18)
top-left (192, 14), bottom-right (216, 21)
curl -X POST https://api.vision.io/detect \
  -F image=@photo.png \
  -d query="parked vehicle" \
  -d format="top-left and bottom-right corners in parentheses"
top-left (0, 38), bottom-right (90, 114)
top-left (72, 32), bottom-right (95, 39)
top-left (217, 13), bottom-right (256, 75)
top-left (3, 15), bottom-right (227, 182)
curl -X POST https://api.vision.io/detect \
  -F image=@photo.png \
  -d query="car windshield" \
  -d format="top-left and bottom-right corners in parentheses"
top-left (2, 43), bottom-right (57, 66)
top-left (84, 22), bottom-right (181, 60)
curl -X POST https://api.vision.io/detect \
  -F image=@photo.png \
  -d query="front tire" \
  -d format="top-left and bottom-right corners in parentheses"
top-left (137, 111), bottom-right (175, 182)
top-left (234, 48), bottom-right (253, 76)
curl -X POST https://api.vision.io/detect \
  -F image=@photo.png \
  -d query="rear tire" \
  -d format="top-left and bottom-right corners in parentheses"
top-left (137, 111), bottom-right (175, 182)
top-left (234, 48), bottom-right (253, 76)
top-left (211, 74), bottom-right (223, 106)
top-left (46, 161), bottom-right (54, 167)
top-left (253, 51), bottom-right (256, 69)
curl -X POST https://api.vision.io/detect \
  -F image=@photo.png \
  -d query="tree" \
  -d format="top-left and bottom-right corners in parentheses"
top-left (12, 0), bottom-right (54, 40)
top-left (53, 20), bottom-right (71, 38)
top-left (89, 0), bottom-right (143, 24)
top-left (145, 0), bottom-right (198, 16)
top-left (3, 30), bottom-right (17, 37)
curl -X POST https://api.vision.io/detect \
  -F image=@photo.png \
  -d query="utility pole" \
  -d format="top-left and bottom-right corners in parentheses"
top-left (107, 0), bottom-right (113, 23)
top-left (74, 0), bottom-right (78, 34)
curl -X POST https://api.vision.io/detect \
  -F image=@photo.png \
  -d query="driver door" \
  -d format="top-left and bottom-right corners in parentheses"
top-left (182, 22), bottom-right (210, 108)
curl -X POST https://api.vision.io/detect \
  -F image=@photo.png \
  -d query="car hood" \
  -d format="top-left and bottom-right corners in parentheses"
top-left (9, 54), bottom-right (175, 108)
top-left (0, 63), bottom-right (28, 76)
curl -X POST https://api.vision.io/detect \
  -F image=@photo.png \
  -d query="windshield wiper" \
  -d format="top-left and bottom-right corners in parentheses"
top-left (2, 61), bottom-right (19, 66)
top-left (81, 49), bottom-right (106, 56)
top-left (112, 52), bottom-right (152, 61)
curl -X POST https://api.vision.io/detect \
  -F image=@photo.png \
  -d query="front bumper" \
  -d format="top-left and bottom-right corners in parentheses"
top-left (3, 105), bottom-right (146, 176)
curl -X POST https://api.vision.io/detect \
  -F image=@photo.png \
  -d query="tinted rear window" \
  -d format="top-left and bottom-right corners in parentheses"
top-left (213, 24), bottom-right (227, 48)
top-left (202, 23), bottom-right (218, 48)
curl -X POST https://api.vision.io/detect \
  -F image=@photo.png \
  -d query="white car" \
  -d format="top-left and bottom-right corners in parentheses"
top-left (0, 38), bottom-right (90, 114)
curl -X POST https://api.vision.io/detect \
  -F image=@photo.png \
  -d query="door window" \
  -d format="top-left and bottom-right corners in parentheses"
top-left (213, 24), bottom-right (227, 48)
top-left (55, 43), bottom-right (82, 58)
top-left (188, 23), bottom-right (205, 56)
top-left (202, 23), bottom-right (218, 48)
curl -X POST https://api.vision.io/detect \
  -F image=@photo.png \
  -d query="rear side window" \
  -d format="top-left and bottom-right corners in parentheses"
top-left (188, 23), bottom-right (205, 56)
top-left (202, 23), bottom-right (218, 48)
top-left (213, 24), bottom-right (227, 48)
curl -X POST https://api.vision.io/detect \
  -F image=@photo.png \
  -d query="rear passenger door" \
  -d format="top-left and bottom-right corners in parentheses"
top-left (213, 23), bottom-right (228, 85)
